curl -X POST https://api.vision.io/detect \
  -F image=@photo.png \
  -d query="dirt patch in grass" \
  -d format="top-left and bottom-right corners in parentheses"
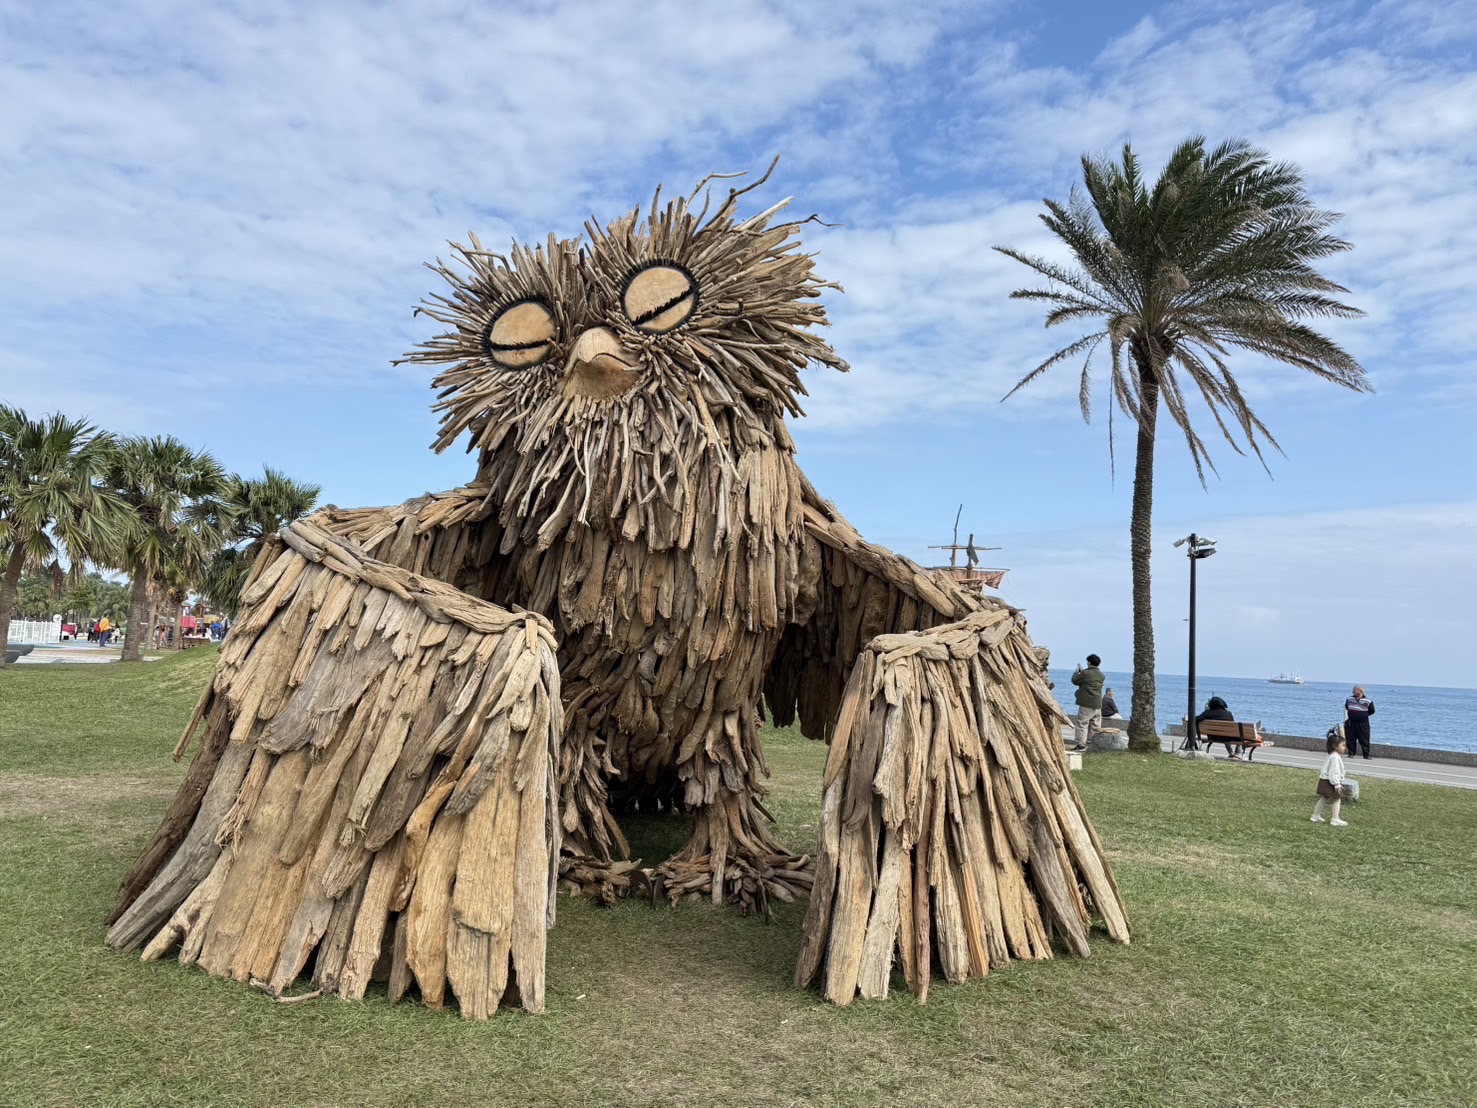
top-left (0, 770), bottom-right (174, 822)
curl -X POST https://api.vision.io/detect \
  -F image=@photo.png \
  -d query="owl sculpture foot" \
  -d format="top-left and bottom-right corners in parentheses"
top-left (651, 792), bottom-right (814, 917)
top-left (558, 854), bottom-right (646, 906)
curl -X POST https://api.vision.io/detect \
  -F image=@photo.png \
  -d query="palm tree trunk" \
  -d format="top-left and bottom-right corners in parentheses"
top-left (1127, 361), bottom-right (1161, 752)
top-left (0, 546), bottom-right (26, 669)
top-left (121, 574), bottom-right (151, 663)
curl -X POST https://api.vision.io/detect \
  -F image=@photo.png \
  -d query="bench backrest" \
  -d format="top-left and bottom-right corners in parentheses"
top-left (1197, 719), bottom-right (1260, 741)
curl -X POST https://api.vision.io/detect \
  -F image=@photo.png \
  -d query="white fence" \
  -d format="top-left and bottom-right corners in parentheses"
top-left (7, 616), bottom-right (62, 645)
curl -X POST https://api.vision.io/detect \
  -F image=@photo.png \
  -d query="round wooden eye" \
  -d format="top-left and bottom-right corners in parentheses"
top-left (622, 265), bottom-right (698, 334)
top-left (485, 300), bottom-right (557, 369)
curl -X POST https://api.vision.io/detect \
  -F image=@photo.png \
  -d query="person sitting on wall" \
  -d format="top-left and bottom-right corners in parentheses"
top-left (1195, 695), bottom-right (1241, 759)
top-left (1101, 688), bottom-right (1120, 718)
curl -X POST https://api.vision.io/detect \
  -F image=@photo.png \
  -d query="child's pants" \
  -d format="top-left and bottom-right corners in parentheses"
top-left (1312, 797), bottom-right (1342, 821)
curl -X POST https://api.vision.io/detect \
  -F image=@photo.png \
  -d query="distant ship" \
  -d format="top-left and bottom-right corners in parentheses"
top-left (1268, 672), bottom-right (1305, 685)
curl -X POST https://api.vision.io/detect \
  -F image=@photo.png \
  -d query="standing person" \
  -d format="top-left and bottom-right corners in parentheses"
top-left (1312, 731), bottom-right (1351, 827)
top-left (1101, 688), bottom-right (1121, 718)
top-left (1069, 654), bottom-right (1105, 751)
top-left (97, 616), bottom-right (110, 646)
top-left (1344, 685), bottom-right (1375, 759)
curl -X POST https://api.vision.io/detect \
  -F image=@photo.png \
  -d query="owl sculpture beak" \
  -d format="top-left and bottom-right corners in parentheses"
top-left (563, 326), bottom-right (642, 400)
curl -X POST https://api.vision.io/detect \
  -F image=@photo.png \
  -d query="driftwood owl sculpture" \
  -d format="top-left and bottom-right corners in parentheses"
top-left (108, 170), bottom-right (1129, 1016)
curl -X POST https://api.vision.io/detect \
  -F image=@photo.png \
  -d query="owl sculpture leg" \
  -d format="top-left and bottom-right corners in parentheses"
top-left (651, 698), bottom-right (814, 915)
top-left (553, 615), bottom-right (813, 914)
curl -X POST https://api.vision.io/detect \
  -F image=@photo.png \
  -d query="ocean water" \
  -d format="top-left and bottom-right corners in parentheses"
top-left (1049, 670), bottom-right (1477, 755)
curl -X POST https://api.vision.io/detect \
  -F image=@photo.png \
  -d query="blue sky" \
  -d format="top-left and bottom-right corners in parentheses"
top-left (4, 0), bottom-right (1475, 687)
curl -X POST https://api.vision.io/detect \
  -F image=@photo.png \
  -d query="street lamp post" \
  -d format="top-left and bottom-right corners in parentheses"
top-left (1174, 533), bottom-right (1217, 751)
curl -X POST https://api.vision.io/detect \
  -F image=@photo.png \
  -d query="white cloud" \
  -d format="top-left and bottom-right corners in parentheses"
top-left (978, 498), bottom-right (1477, 689)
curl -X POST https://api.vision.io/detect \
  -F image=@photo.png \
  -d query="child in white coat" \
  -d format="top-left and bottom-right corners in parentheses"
top-left (1312, 732), bottom-right (1350, 827)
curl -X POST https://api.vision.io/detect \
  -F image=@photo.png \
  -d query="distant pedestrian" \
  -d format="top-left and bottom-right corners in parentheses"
top-left (1069, 654), bottom-right (1105, 751)
top-left (1101, 688), bottom-right (1120, 718)
top-left (97, 616), bottom-right (111, 646)
top-left (1312, 731), bottom-right (1351, 827)
top-left (1344, 685), bottom-right (1375, 759)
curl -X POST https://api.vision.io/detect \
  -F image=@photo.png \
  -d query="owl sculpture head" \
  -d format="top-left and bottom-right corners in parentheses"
top-left (404, 167), bottom-right (848, 547)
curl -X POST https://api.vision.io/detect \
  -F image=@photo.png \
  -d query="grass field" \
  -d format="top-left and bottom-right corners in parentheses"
top-left (2, 651), bottom-right (1475, 1107)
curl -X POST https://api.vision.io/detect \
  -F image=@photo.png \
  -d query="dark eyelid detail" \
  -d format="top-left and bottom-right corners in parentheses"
top-left (488, 339), bottom-right (552, 351)
top-left (633, 287), bottom-right (695, 326)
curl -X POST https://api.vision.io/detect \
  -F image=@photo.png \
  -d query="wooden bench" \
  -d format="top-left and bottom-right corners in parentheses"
top-left (1194, 719), bottom-right (1265, 760)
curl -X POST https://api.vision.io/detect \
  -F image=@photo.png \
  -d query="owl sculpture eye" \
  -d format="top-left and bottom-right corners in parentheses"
top-left (622, 264), bottom-right (698, 334)
top-left (485, 300), bottom-right (558, 369)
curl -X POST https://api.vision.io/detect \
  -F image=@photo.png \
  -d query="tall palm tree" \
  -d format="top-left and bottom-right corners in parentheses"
top-left (0, 406), bottom-right (130, 665)
top-left (103, 436), bottom-right (228, 663)
top-left (996, 137), bottom-right (1369, 751)
top-left (198, 466), bottom-right (321, 617)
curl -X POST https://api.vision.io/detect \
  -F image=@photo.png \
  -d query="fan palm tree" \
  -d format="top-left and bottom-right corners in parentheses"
top-left (103, 436), bottom-right (228, 662)
top-left (996, 137), bottom-right (1369, 751)
top-left (0, 406), bottom-right (130, 665)
top-left (198, 466), bottom-right (321, 617)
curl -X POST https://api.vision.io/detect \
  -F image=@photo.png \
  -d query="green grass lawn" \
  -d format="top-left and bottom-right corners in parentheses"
top-left (2, 652), bottom-right (1475, 1107)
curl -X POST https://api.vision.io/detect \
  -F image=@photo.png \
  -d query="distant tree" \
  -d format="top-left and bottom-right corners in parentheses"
top-left (15, 570), bottom-right (55, 619)
top-left (996, 137), bottom-right (1369, 751)
top-left (0, 406), bottom-right (130, 663)
top-left (199, 466), bottom-right (321, 617)
top-left (103, 436), bottom-right (228, 662)
top-left (56, 572), bottom-right (131, 628)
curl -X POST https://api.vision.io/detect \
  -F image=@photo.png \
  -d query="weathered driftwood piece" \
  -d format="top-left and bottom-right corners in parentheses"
top-left (795, 609), bottom-right (1131, 1005)
top-left (107, 520), bottom-right (562, 1016)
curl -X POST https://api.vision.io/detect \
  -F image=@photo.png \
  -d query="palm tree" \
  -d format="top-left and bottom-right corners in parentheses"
top-left (198, 466), bottom-right (321, 617)
top-left (103, 436), bottom-right (228, 663)
top-left (0, 406), bottom-right (131, 665)
top-left (996, 137), bottom-right (1369, 751)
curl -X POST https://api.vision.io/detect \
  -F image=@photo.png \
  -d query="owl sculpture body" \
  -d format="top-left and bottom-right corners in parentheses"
top-left (367, 185), bottom-right (845, 904)
top-left (107, 174), bottom-right (1130, 1016)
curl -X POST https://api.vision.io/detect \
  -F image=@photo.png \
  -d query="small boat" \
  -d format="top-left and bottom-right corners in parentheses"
top-left (1268, 672), bottom-right (1304, 685)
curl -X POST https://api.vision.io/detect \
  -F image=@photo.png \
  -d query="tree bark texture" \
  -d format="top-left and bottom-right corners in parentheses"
top-left (121, 573), bottom-right (151, 662)
top-left (1127, 353), bottom-right (1161, 751)
top-left (0, 545), bottom-right (27, 667)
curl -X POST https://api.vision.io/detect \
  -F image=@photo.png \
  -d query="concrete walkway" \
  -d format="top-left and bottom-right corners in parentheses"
top-left (12, 644), bottom-right (160, 664)
top-left (1155, 735), bottom-right (1477, 791)
top-left (1062, 720), bottom-right (1477, 791)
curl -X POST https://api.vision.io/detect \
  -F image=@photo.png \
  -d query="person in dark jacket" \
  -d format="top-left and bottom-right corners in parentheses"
top-left (1195, 695), bottom-right (1241, 759)
top-left (1101, 688), bottom-right (1120, 718)
top-left (1069, 654), bottom-right (1105, 751)
top-left (1344, 685), bottom-right (1375, 759)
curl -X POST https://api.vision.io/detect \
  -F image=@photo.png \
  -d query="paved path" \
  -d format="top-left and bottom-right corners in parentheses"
top-left (1061, 723), bottom-right (1477, 791)
top-left (1155, 736), bottom-right (1477, 791)
top-left (13, 645), bottom-right (158, 664)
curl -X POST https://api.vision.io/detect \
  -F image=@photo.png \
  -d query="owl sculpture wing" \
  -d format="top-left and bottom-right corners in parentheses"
top-left (769, 478), bottom-right (1131, 1005)
top-left (106, 520), bottom-right (564, 1016)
